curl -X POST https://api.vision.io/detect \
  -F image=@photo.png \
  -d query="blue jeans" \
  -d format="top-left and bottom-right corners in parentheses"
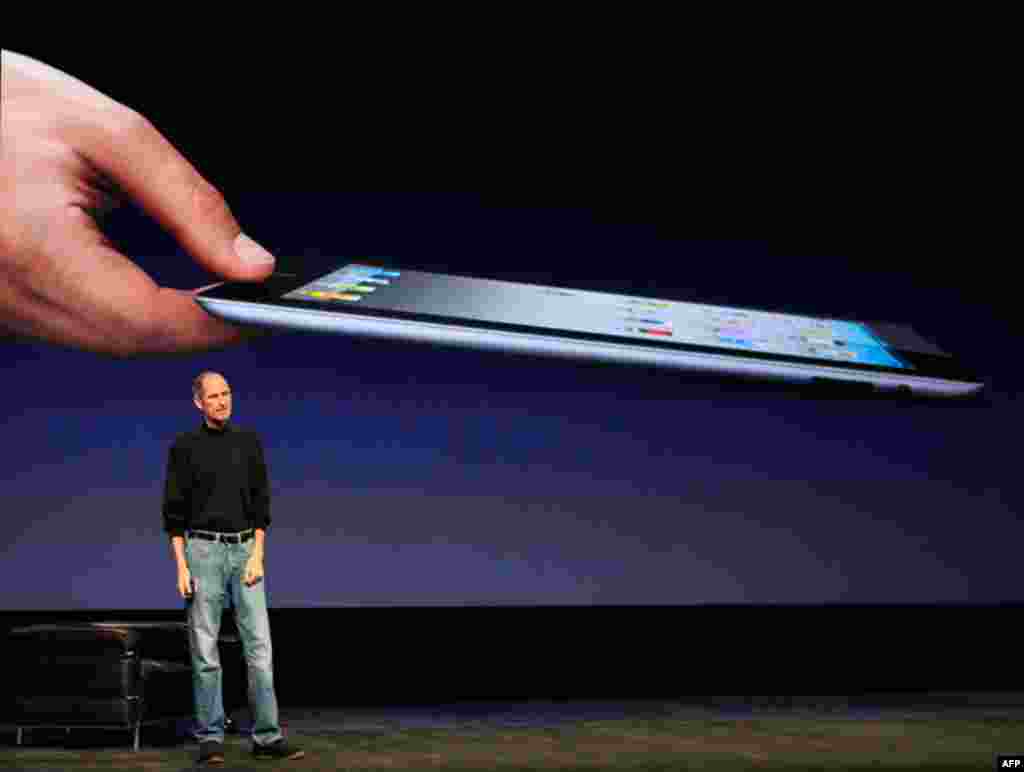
top-left (184, 529), bottom-right (282, 747)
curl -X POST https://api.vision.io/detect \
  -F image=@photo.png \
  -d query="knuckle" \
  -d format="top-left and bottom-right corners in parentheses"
top-left (105, 107), bottom-right (154, 144)
top-left (190, 176), bottom-right (230, 221)
top-left (103, 307), bottom-right (168, 356)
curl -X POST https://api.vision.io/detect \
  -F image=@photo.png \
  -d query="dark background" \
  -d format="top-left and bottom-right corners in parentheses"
top-left (2, 42), bottom-right (1018, 699)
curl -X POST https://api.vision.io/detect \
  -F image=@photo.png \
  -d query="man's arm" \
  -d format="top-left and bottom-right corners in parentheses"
top-left (171, 534), bottom-right (187, 569)
top-left (163, 443), bottom-right (189, 566)
top-left (249, 435), bottom-right (271, 557)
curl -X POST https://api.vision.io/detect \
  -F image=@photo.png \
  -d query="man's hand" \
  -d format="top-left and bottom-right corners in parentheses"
top-left (243, 555), bottom-right (264, 587)
top-left (177, 565), bottom-right (195, 600)
top-left (0, 50), bottom-right (276, 356)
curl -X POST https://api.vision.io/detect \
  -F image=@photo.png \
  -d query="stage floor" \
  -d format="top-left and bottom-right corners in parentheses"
top-left (6, 697), bottom-right (1022, 770)
top-left (212, 694), bottom-right (1024, 736)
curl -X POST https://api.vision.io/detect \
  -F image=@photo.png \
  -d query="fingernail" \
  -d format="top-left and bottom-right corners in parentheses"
top-left (234, 232), bottom-right (276, 265)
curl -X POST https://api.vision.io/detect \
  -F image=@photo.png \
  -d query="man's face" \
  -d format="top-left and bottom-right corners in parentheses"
top-left (195, 374), bottom-right (232, 426)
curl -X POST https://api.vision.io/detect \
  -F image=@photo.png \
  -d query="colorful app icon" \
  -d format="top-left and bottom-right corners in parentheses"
top-left (328, 283), bottom-right (370, 291)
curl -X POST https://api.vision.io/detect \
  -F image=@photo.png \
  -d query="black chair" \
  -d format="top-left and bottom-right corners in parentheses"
top-left (2, 622), bottom-right (242, 751)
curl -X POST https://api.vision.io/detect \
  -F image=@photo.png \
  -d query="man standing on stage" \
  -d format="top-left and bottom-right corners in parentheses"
top-left (163, 370), bottom-right (304, 765)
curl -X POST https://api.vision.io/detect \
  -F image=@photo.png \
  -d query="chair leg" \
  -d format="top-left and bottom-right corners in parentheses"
top-left (15, 727), bottom-right (21, 745)
top-left (133, 721), bottom-right (140, 751)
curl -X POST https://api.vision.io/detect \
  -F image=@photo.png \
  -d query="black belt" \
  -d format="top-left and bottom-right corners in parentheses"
top-left (187, 528), bottom-right (254, 544)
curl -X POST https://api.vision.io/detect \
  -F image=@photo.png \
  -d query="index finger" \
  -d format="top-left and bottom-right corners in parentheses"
top-left (70, 106), bottom-right (274, 282)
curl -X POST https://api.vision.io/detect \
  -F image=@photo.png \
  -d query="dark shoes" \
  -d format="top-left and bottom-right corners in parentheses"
top-left (199, 736), bottom-right (305, 763)
top-left (253, 738), bottom-right (306, 760)
top-left (198, 740), bottom-right (225, 765)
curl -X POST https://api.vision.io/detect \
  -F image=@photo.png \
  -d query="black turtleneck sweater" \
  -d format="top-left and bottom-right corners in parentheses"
top-left (162, 421), bottom-right (271, 538)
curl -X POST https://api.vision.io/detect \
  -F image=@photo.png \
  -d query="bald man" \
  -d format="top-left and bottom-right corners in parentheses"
top-left (162, 370), bottom-right (303, 764)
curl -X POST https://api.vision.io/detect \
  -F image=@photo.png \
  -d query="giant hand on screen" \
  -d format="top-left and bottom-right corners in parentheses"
top-left (0, 50), bottom-right (275, 356)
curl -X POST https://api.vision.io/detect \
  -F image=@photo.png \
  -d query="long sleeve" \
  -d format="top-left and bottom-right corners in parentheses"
top-left (249, 436), bottom-right (271, 531)
top-left (162, 443), bottom-right (190, 538)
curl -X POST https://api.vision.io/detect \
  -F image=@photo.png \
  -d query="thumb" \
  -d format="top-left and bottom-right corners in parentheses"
top-left (74, 108), bottom-right (276, 281)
